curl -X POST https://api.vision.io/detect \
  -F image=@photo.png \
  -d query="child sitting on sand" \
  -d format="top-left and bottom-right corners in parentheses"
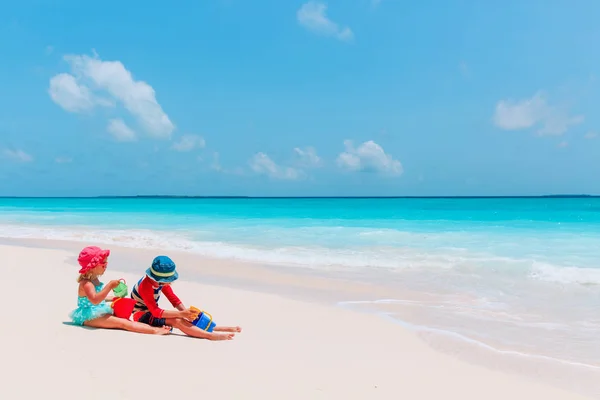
top-left (130, 255), bottom-right (241, 340)
top-left (69, 246), bottom-right (171, 335)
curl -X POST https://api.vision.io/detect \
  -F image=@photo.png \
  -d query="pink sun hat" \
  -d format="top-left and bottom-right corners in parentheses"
top-left (77, 246), bottom-right (110, 274)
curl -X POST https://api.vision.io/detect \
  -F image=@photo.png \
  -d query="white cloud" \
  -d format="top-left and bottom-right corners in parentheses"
top-left (297, 2), bottom-right (353, 42)
top-left (249, 152), bottom-right (304, 180)
top-left (55, 157), bottom-right (72, 164)
top-left (538, 114), bottom-right (584, 136)
top-left (49, 52), bottom-right (175, 139)
top-left (584, 131), bottom-right (597, 139)
top-left (493, 93), bottom-right (547, 130)
top-left (172, 134), bottom-right (206, 152)
top-left (558, 141), bottom-right (568, 148)
top-left (2, 149), bottom-right (33, 162)
top-left (107, 119), bottom-right (137, 142)
top-left (336, 140), bottom-right (403, 176)
top-left (293, 146), bottom-right (322, 167)
top-left (48, 73), bottom-right (107, 113)
top-left (493, 92), bottom-right (583, 136)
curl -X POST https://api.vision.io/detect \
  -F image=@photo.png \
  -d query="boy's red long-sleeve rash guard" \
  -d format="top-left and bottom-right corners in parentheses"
top-left (131, 276), bottom-right (183, 318)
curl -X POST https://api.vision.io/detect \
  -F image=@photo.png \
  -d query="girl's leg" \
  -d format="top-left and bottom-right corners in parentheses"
top-left (84, 315), bottom-right (171, 335)
top-left (213, 325), bottom-right (242, 333)
top-left (165, 317), bottom-right (235, 340)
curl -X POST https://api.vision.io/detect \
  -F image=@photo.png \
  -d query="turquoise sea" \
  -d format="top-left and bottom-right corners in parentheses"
top-left (1, 197), bottom-right (599, 373)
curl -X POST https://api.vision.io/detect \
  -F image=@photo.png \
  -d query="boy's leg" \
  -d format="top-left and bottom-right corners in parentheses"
top-left (135, 311), bottom-right (169, 328)
top-left (165, 317), bottom-right (235, 340)
top-left (213, 326), bottom-right (242, 333)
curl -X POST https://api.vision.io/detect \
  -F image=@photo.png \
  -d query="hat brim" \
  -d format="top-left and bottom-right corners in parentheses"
top-left (146, 268), bottom-right (179, 283)
top-left (78, 249), bottom-right (111, 274)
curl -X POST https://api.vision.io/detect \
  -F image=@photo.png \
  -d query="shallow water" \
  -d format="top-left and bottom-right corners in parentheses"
top-left (1, 196), bottom-right (599, 378)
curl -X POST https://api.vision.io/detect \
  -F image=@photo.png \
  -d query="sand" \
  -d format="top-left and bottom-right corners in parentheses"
top-left (0, 243), bottom-right (591, 399)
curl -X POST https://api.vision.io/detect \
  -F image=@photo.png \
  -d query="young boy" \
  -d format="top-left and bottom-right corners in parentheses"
top-left (130, 255), bottom-right (241, 340)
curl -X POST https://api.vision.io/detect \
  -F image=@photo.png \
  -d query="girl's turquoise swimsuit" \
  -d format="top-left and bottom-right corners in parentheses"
top-left (69, 282), bottom-right (113, 325)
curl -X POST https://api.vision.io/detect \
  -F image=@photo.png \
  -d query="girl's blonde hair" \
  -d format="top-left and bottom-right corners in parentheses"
top-left (77, 271), bottom-right (100, 283)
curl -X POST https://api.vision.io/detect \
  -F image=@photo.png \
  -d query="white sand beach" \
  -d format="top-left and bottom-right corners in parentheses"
top-left (0, 242), bottom-right (592, 400)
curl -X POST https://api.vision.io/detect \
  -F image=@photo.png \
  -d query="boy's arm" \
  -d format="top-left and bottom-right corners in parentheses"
top-left (139, 283), bottom-right (194, 319)
top-left (162, 285), bottom-right (185, 310)
top-left (162, 285), bottom-right (188, 313)
top-left (160, 308), bottom-right (191, 319)
top-left (137, 279), bottom-right (168, 318)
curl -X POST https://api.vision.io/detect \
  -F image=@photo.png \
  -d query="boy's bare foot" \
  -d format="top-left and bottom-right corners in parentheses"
top-left (209, 332), bottom-right (235, 341)
top-left (153, 326), bottom-right (172, 335)
top-left (215, 326), bottom-right (242, 333)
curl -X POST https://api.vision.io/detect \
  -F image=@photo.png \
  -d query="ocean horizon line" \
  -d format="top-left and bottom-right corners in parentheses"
top-left (0, 194), bottom-right (596, 200)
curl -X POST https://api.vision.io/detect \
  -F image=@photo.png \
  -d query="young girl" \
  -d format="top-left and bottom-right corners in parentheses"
top-left (69, 245), bottom-right (171, 335)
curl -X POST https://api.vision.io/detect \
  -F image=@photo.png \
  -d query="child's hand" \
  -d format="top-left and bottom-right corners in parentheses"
top-left (107, 280), bottom-right (121, 290)
top-left (179, 308), bottom-right (198, 320)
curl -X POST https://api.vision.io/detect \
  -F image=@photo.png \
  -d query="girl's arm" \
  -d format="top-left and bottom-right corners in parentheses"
top-left (81, 281), bottom-right (119, 305)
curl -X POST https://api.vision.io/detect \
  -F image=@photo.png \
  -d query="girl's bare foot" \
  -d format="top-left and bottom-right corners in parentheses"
top-left (153, 326), bottom-right (172, 335)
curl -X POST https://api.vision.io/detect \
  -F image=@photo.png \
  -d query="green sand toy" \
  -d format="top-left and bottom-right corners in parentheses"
top-left (112, 279), bottom-right (128, 298)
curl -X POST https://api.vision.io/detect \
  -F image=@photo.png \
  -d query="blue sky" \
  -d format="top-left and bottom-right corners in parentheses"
top-left (1, 0), bottom-right (599, 196)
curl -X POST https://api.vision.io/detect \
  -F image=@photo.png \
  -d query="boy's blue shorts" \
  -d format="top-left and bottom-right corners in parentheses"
top-left (137, 312), bottom-right (167, 327)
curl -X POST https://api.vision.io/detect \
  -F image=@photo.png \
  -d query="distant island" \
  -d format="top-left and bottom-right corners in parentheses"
top-left (541, 194), bottom-right (593, 198)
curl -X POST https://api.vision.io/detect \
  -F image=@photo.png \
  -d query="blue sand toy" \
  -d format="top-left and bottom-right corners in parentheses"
top-left (190, 307), bottom-right (216, 332)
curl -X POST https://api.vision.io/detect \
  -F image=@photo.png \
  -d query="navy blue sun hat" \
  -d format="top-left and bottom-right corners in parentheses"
top-left (146, 255), bottom-right (179, 283)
